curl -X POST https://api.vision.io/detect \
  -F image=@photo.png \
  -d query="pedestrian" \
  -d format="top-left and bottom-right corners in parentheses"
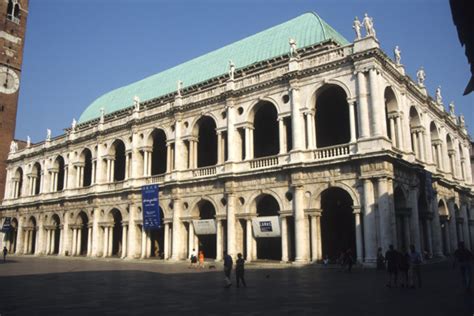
top-left (408, 244), bottom-right (422, 288)
top-left (235, 253), bottom-right (247, 288)
top-left (3, 246), bottom-right (7, 262)
top-left (399, 248), bottom-right (410, 288)
top-left (189, 248), bottom-right (197, 268)
top-left (345, 249), bottom-right (354, 273)
top-left (376, 247), bottom-right (385, 270)
top-left (223, 251), bottom-right (233, 288)
top-left (323, 255), bottom-right (329, 266)
top-left (198, 250), bottom-right (205, 269)
top-left (453, 241), bottom-right (473, 291)
top-left (338, 251), bottom-right (346, 271)
top-left (385, 244), bottom-right (399, 288)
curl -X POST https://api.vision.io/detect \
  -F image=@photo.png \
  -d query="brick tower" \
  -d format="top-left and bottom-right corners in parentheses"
top-left (0, 0), bottom-right (28, 199)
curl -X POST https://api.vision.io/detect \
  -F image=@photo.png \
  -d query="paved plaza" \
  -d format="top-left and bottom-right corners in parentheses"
top-left (0, 256), bottom-right (472, 315)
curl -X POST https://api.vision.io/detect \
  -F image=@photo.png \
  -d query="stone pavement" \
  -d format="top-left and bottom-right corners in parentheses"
top-left (0, 256), bottom-right (472, 315)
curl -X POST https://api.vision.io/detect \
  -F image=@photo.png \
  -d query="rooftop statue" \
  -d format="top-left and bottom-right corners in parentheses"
top-left (228, 60), bottom-right (235, 80)
top-left (394, 46), bottom-right (401, 65)
top-left (362, 13), bottom-right (376, 38)
top-left (9, 140), bottom-right (17, 153)
top-left (459, 114), bottom-right (465, 128)
top-left (449, 101), bottom-right (455, 116)
top-left (289, 38), bottom-right (298, 58)
top-left (435, 86), bottom-right (443, 105)
top-left (71, 118), bottom-right (77, 131)
top-left (416, 67), bottom-right (426, 87)
top-left (353, 16), bottom-right (362, 40)
top-left (26, 136), bottom-right (31, 148)
top-left (177, 80), bottom-right (183, 96)
top-left (100, 107), bottom-right (105, 124)
top-left (133, 96), bottom-right (140, 111)
top-left (46, 129), bottom-right (51, 141)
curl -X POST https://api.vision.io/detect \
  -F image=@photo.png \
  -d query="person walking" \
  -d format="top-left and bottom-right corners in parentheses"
top-left (198, 250), bottom-right (205, 269)
top-left (376, 247), bottom-right (385, 270)
top-left (3, 246), bottom-right (7, 263)
top-left (385, 245), bottom-right (399, 288)
top-left (453, 241), bottom-right (473, 291)
top-left (223, 251), bottom-right (233, 288)
top-left (399, 248), bottom-right (410, 288)
top-left (408, 244), bottom-right (422, 288)
top-left (235, 253), bottom-right (247, 288)
top-left (189, 248), bottom-right (197, 268)
top-left (345, 249), bottom-right (354, 273)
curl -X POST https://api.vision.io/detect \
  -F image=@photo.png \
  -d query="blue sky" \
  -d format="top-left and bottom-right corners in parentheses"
top-left (16, 0), bottom-right (473, 142)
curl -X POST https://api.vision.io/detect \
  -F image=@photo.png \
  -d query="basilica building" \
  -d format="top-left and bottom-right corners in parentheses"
top-left (1, 12), bottom-right (473, 264)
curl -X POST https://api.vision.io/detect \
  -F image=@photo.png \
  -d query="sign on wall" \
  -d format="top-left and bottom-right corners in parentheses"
top-left (193, 219), bottom-right (217, 235)
top-left (252, 216), bottom-right (281, 238)
top-left (141, 185), bottom-right (161, 230)
top-left (1, 217), bottom-right (11, 233)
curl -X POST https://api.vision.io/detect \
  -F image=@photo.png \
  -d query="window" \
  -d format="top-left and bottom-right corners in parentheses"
top-left (6, 1), bottom-right (20, 24)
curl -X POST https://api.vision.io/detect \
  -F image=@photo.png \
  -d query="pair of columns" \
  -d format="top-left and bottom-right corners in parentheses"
top-left (105, 159), bottom-right (116, 182)
top-left (411, 129), bottom-right (426, 161)
top-left (28, 175), bottom-right (39, 195)
top-left (186, 219), bottom-right (225, 261)
top-left (102, 224), bottom-right (127, 258)
top-left (388, 114), bottom-right (403, 149)
top-left (45, 228), bottom-right (59, 255)
top-left (22, 228), bottom-right (36, 254)
top-left (11, 179), bottom-right (21, 198)
top-left (71, 226), bottom-right (93, 256)
top-left (432, 141), bottom-right (444, 170)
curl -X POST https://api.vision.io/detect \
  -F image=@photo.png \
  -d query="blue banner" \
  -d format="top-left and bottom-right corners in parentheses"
top-left (141, 185), bottom-right (161, 230)
top-left (1, 217), bottom-right (11, 233)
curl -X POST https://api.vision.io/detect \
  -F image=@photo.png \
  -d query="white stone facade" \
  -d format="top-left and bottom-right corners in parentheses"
top-left (1, 35), bottom-right (473, 265)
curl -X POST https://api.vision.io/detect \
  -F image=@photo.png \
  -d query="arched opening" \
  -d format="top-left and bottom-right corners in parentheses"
top-left (196, 200), bottom-right (217, 259)
top-left (51, 214), bottom-right (61, 254)
top-left (253, 101), bottom-right (279, 158)
top-left (77, 212), bottom-right (89, 255)
top-left (5, 218), bottom-right (18, 253)
top-left (13, 3), bottom-right (19, 18)
top-left (148, 208), bottom-right (165, 258)
top-left (151, 129), bottom-right (167, 175)
top-left (6, 0), bottom-right (13, 17)
top-left (384, 87), bottom-right (399, 146)
top-left (409, 107), bottom-right (422, 159)
top-left (255, 194), bottom-right (281, 261)
top-left (112, 140), bottom-right (126, 181)
top-left (394, 187), bottom-right (409, 251)
top-left (27, 216), bottom-right (37, 254)
top-left (111, 209), bottom-right (123, 256)
top-left (315, 85), bottom-right (350, 148)
top-left (196, 117), bottom-right (217, 167)
top-left (14, 167), bottom-right (23, 197)
top-left (439, 200), bottom-right (450, 255)
top-left (54, 156), bottom-right (65, 191)
top-left (430, 122), bottom-right (441, 169)
top-left (32, 163), bottom-right (41, 195)
top-left (320, 187), bottom-right (355, 261)
top-left (80, 149), bottom-right (93, 187)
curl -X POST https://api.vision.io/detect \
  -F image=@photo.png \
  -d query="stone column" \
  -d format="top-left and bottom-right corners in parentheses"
top-left (290, 86), bottom-right (305, 150)
top-left (246, 218), bottom-right (253, 261)
top-left (353, 207), bottom-right (363, 262)
top-left (315, 213), bottom-right (322, 260)
top-left (368, 68), bottom-right (386, 137)
top-left (77, 228), bottom-right (82, 255)
top-left (377, 178), bottom-right (392, 252)
top-left (278, 118), bottom-right (286, 154)
top-left (281, 216), bottom-right (289, 262)
top-left (356, 71), bottom-right (370, 138)
top-left (92, 208), bottom-right (100, 257)
top-left (462, 205), bottom-right (471, 249)
top-left (294, 185), bottom-right (308, 262)
top-left (108, 226), bottom-right (113, 256)
top-left (15, 220), bottom-right (24, 254)
top-left (188, 221), bottom-right (194, 257)
top-left (409, 188), bottom-right (422, 251)
top-left (71, 228), bottom-right (77, 256)
top-left (45, 229), bottom-right (51, 254)
top-left (127, 205), bottom-right (138, 259)
top-left (395, 115), bottom-right (402, 149)
top-left (226, 99), bottom-right (237, 162)
top-left (174, 119), bottom-right (186, 172)
top-left (244, 127), bottom-right (252, 160)
top-left (103, 227), bottom-right (108, 257)
top-left (309, 215), bottom-right (317, 262)
top-left (348, 101), bottom-right (357, 143)
top-left (87, 226), bottom-right (92, 256)
top-left (171, 198), bottom-right (185, 260)
top-left (363, 179), bottom-right (376, 261)
top-left (217, 132), bottom-right (223, 165)
top-left (121, 224), bottom-right (128, 258)
top-left (164, 223), bottom-right (170, 259)
top-left (389, 118), bottom-right (396, 146)
top-left (226, 193), bottom-right (236, 258)
top-left (141, 227), bottom-right (146, 259)
top-left (216, 219), bottom-right (223, 261)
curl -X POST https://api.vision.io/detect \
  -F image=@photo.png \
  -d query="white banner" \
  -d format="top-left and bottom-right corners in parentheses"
top-left (193, 219), bottom-right (217, 235)
top-left (252, 216), bottom-right (281, 238)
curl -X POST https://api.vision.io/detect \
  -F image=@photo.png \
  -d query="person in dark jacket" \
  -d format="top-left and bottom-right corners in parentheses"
top-left (223, 251), bottom-right (233, 288)
top-left (385, 245), bottom-right (400, 288)
top-left (453, 241), bottom-right (473, 291)
top-left (235, 253), bottom-right (247, 288)
top-left (399, 249), bottom-right (410, 288)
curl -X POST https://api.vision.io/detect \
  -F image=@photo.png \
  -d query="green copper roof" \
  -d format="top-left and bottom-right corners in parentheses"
top-left (78, 12), bottom-right (349, 123)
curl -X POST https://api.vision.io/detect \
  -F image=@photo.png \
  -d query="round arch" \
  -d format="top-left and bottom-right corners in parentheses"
top-left (192, 116), bottom-right (218, 168)
top-left (306, 79), bottom-right (353, 109)
top-left (246, 189), bottom-right (283, 215)
top-left (246, 96), bottom-right (282, 123)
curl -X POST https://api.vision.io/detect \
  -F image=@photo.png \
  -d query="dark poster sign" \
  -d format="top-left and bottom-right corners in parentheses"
top-left (141, 185), bottom-right (161, 230)
top-left (1, 217), bottom-right (11, 233)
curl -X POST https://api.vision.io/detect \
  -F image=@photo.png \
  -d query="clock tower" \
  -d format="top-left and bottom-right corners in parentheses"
top-left (0, 0), bottom-right (28, 199)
